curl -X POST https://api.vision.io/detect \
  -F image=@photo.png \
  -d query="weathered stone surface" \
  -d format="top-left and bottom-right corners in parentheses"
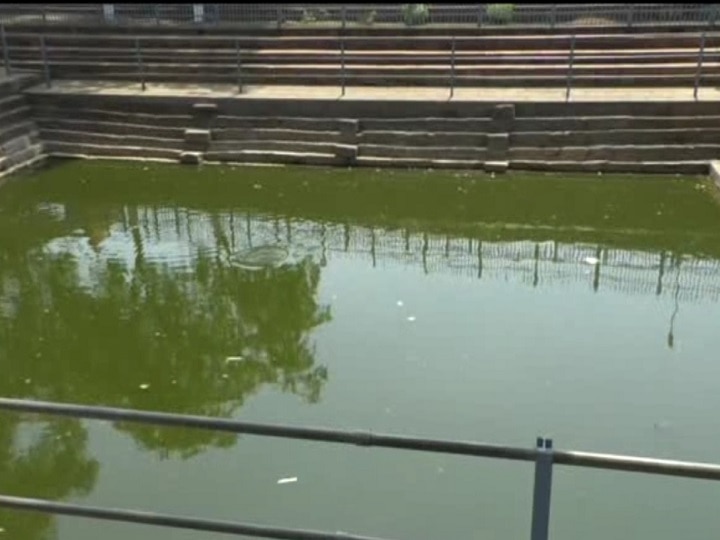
top-left (710, 161), bottom-right (720, 190)
top-left (179, 151), bottom-right (202, 165)
top-left (192, 103), bottom-right (218, 114)
top-left (333, 143), bottom-right (358, 164)
top-left (338, 119), bottom-right (359, 144)
top-left (487, 133), bottom-right (509, 152)
top-left (484, 160), bottom-right (509, 173)
top-left (492, 104), bottom-right (515, 122)
top-left (184, 128), bottom-right (211, 145)
top-left (490, 104), bottom-right (515, 133)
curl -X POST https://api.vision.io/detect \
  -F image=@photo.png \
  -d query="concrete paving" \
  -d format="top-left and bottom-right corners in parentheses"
top-left (25, 79), bottom-right (720, 102)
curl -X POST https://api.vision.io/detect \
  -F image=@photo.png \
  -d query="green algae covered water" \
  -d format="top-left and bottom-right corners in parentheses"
top-left (2, 159), bottom-right (720, 540)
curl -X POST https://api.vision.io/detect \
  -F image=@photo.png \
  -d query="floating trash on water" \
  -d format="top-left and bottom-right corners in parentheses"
top-left (277, 477), bottom-right (298, 485)
top-left (396, 300), bottom-right (404, 307)
top-left (139, 384), bottom-right (150, 391)
top-left (583, 257), bottom-right (600, 266)
top-left (253, 184), bottom-right (262, 190)
top-left (171, 379), bottom-right (177, 385)
top-left (229, 245), bottom-right (290, 270)
top-left (407, 316), bottom-right (416, 322)
top-left (24, 378), bottom-right (31, 385)
top-left (226, 356), bottom-right (245, 363)
top-left (437, 466), bottom-right (445, 474)
top-left (221, 374), bottom-right (229, 380)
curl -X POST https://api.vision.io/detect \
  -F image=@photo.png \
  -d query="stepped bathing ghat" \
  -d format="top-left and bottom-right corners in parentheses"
top-left (2, 2), bottom-right (720, 187)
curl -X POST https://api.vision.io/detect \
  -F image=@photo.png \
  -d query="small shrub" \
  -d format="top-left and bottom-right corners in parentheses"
top-left (402, 4), bottom-right (430, 26)
top-left (301, 8), bottom-right (330, 24)
top-left (360, 9), bottom-right (377, 26)
top-left (486, 4), bottom-right (514, 24)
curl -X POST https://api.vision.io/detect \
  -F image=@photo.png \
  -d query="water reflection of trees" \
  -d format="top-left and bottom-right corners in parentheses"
top-left (0, 200), bottom-right (331, 540)
top-left (0, 414), bottom-right (98, 540)
top-left (0, 241), bottom-right (330, 456)
top-left (0, 233), bottom-right (329, 534)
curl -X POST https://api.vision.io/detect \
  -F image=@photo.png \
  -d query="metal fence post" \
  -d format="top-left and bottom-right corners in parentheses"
top-left (135, 37), bottom-right (146, 91)
top-left (550, 4), bottom-right (557, 29)
top-left (40, 35), bottom-right (51, 88)
top-left (627, 3), bottom-right (635, 28)
top-left (0, 25), bottom-right (11, 77)
top-left (530, 437), bottom-right (554, 540)
top-left (694, 31), bottom-right (707, 101)
top-left (565, 34), bottom-right (576, 102)
top-left (450, 36), bottom-right (456, 99)
top-left (154, 4), bottom-right (160, 25)
top-left (236, 39), bottom-right (243, 94)
top-left (341, 5), bottom-right (346, 30)
top-left (276, 5), bottom-right (282, 29)
top-left (477, 3), bottom-right (484, 27)
top-left (340, 38), bottom-right (346, 97)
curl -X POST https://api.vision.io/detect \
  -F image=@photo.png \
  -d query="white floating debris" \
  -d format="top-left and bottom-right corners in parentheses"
top-left (406, 316), bottom-right (416, 322)
top-left (225, 356), bottom-right (245, 363)
top-left (396, 300), bottom-right (404, 307)
top-left (583, 257), bottom-right (600, 266)
top-left (171, 380), bottom-right (177, 385)
top-left (253, 184), bottom-right (262, 190)
top-left (24, 378), bottom-right (31, 385)
top-left (277, 477), bottom-right (298, 485)
top-left (139, 384), bottom-right (150, 391)
top-left (221, 374), bottom-right (229, 380)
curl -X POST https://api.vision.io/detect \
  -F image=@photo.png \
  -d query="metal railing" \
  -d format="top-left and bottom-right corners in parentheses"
top-left (0, 4), bottom-right (717, 30)
top-left (2, 397), bottom-right (720, 540)
top-left (0, 27), bottom-right (713, 101)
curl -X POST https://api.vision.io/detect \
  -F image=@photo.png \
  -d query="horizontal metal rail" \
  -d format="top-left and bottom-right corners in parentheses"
top-left (2, 397), bottom-right (720, 481)
top-left (0, 494), bottom-right (390, 540)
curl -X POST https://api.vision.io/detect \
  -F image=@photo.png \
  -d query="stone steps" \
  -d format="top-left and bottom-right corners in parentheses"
top-left (203, 149), bottom-right (338, 166)
top-left (35, 118), bottom-right (186, 139)
top-left (213, 128), bottom-right (340, 143)
top-left (7, 32), bottom-right (718, 50)
top-left (19, 71), bottom-right (720, 88)
top-left (5, 28), bottom-right (716, 88)
top-left (39, 128), bottom-right (186, 149)
top-left (509, 144), bottom-right (720, 161)
top-left (209, 139), bottom-right (341, 154)
top-left (15, 58), bottom-right (720, 77)
top-left (9, 48), bottom-right (718, 66)
top-left (24, 94), bottom-right (720, 176)
top-left (358, 144), bottom-right (486, 160)
top-left (43, 140), bottom-right (181, 160)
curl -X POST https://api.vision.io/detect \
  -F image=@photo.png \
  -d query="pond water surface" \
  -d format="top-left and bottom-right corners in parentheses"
top-left (1, 160), bottom-right (720, 540)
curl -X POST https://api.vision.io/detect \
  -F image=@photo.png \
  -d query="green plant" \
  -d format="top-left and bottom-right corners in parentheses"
top-left (401, 4), bottom-right (430, 26)
top-left (300, 7), bottom-right (330, 23)
top-left (360, 9), bottom-right (377, 26)
top-left (486, 3), bottom-right (514, 24)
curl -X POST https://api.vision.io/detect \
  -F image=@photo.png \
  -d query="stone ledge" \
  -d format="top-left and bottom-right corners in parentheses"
top-left (179, 151), bottom-right (203, 165)
top-left (710, 160), bottom-right (720, 190)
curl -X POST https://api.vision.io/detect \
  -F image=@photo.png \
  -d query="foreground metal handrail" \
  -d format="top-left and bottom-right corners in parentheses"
top-left (0, 494), bottom-right (389, 540)
top-left (2, 397), bottom-right (720, 540)
top-left (2, 397), bottom-right (720, 480)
